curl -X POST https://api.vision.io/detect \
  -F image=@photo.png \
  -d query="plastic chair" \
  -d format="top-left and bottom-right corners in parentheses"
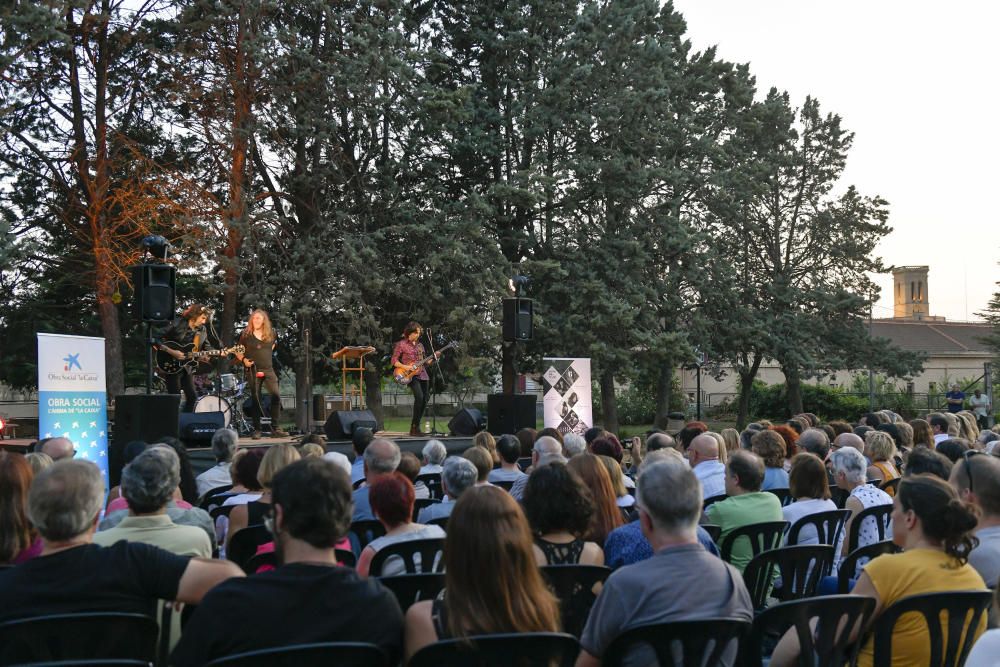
top-left (871, 590), bottom-right (992, 667)
top-left (767, 488), bottom-right (792, 506)
top-left (516, 457), bottom-right (533, 472)
top-left (426, 516), bottom-right (450, 530)
top-left (227, 524), bottom-right (272, 573)
top-left (743, 545), bottom-right (835, 609)
top-left (378, 573), bottom-right (445, 613)
top-left (603, 618), bottom-right (751, 667)
top-left (493, 480), bottom-right (515, 492)
top-left (879, 477), bottom-right (901, 495)
top-left (701, 524), bottom-right (722, 543)
top-left (786, 509), bottom-right (852, 546)
top-left (368, 538), bottom-right (445, 576)
top-left (209, 504), bottom-right (237, 520)
top-left (335, 548), bottom-right (357, 568)
top-left (199, 485), bottom-right (235, 510)
top-left (703, 493), bottom-right (728, 510)
top-left (204, 641), bottom-right (388, 666)
top-left (541, 565), bottom-right (613, 638)
top-left (830, 486), bottom-right (849, 509)
top-left (837, 539), bottom-right (901, 593)
top-left (245, 550), bottom-right (277, 573)
top-left (408, 632), bottom-right (579, 667)
top-left (718, 521), bottom-right (789, 566)
top-left (745, 595), bottom-right (876, 667)
top-left (0, 612), bottom-right (158, 665)
top-left (349, 520), bottom-right (387, 553)
top-left (412, 498), bottom-right (440, 520)
top-left (414, 473), bottom-right (443, 500)
top-left (846, 504), bottom-right (892, 554)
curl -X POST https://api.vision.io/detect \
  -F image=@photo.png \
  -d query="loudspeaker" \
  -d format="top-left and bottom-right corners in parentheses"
top-left (502, 298), bottom-right (533, 341)
top-left (312, 394), bottom-right (327, 422)
top-left (487, 394), bottom-right (536, 435)
top-left (324, 410), bottom-right (378, 440)
top-left (178, 411), bottom-right (226, 445)
top-left (111, 394), bottom-right (180, 486)
top-left (131, 263), bottom-right (176, 323)
top-left (449, 408), bottom-right (485, 436)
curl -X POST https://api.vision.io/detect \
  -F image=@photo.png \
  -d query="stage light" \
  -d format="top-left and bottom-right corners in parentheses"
top-left (509, 275), bottom-right (530, 297)
top-left (140, 235), bottom-right (170, 261)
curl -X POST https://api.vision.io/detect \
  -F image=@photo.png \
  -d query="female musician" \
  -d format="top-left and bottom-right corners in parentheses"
top-left (158, 304), bottom-right (213, 413)
top-left (235, 309), bottom-right (288, 439)
top-left (392, 321), bottom-right (438, 437)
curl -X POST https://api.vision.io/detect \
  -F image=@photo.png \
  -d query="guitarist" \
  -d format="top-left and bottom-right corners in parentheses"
top-left (391, 321), bottom-right (440, 436)
top-left (156, 303), bottom-right (214, 412)
top-left (234, 309), bottom-right (288, 439)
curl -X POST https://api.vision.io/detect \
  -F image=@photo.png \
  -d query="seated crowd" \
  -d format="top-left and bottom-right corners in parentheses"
top-left (1, 407), bottom-right (999, 666)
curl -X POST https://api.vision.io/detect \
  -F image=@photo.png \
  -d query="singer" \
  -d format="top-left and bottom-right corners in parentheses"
top-left (391, 321), bottom-right (439, 436)
top-left (235, 309), bottom-right (288, 439)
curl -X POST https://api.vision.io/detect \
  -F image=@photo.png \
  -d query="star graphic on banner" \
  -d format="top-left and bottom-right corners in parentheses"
top-left (62, 432), bottom-right (69, 438)
top-left (90, 441), bottom-right (97, 447)
top-left (80, 431), bottom-right (88, 438)
top-left (63, 353), bottom-right (81, 371)
top-left (99, 431), bottom-right (105, 437)
top-left (54, 422), bottom-right (61, 429)
top-left (99, 451), bottom-right (106, 457)
top-left (90, 421), bottom-right (97, 428)
top-left (72, 422), bottom-right (79, 429)
top-left (44, 432), bottom-right (52, 438)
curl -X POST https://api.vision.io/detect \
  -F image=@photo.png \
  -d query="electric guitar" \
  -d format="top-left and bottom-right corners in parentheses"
top-left (155, 342), bottom-right (245, 376)
top-left (393, 341), bottom-right (458, 386)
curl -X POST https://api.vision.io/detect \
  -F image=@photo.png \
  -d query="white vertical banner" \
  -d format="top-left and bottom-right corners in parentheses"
top-left (37, 333), bottom-right (109, 485)
top-left (542, 358), bottom-right (593, 436)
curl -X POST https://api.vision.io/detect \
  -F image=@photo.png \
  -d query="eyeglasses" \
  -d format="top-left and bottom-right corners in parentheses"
top-left (263, 511), bottom-right (275, 535)
top-left (963, 450), bottom-right (983, 494)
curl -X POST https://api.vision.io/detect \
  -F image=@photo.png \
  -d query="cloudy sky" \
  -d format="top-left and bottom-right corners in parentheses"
top-left (673, 0), bottom-right (1000, 322)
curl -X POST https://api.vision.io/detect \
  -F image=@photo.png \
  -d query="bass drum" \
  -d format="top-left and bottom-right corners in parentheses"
top-left (194, 395), bottom-right (232, 427)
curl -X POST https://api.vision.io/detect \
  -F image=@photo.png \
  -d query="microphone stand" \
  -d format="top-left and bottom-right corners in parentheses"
top-left (425, 328), bottom-right (447, 436)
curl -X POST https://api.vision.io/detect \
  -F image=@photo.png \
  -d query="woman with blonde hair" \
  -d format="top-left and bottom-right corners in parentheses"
top-left (597, 454), bottom-right (635, 511)
top-left (957, 411), bottom-right (980, 443)
top-left (404, 486), bottom-right (560, 660)
top-left (720, 428), bottom-right (740, 459)
top-left (865, 430), bottom-right (900, 491)
top-left (235, 309), bottom-right (287, 439)
top-left (472, 430), bottom-right (499, 465)
top-left (567, 453), bottom-right (624, 546)
top-left (226, 443), bottom-right (300, 550)
top-left (909, 418), bottom-right (935, 449)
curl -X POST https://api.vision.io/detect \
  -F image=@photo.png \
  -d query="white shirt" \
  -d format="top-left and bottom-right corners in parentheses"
top-left (782, 498), bottom-right (838, 545)
top-left (970, 394), bottom-right (991, 418)
top-left (965, 629), bottom-right (1000, 667)
top-left (195, 463), bottom-right (232, 497)
top-left (933, 433), bottom-right (950, 446)
top-left (692, 459), bottom-right (726, 499)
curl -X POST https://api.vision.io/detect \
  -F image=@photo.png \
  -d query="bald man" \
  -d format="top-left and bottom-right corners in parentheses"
top-left (688, 433), bottom-right (726, 499)
top-left (40, 437), bottom-right (75, 461)
top-left (833, 432), bottom-right (865, 455)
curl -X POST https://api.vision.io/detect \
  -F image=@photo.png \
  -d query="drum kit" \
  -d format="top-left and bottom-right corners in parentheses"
top-left (194, 369), bottom-right (254, 435)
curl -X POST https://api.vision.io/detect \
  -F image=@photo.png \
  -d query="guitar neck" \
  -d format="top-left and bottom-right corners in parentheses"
top-left (417, 342), bottom-right (456, 366)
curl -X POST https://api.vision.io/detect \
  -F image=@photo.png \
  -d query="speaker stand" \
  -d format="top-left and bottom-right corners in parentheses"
top-left (426, 329), bottom-right (447, 436)
top-left (145, 322), bottom-right (155, 395)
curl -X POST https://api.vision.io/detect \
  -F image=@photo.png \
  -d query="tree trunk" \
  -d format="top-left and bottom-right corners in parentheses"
top-left (653, 359), bottom-right (673, 429)
top-left (783, 364), bottom-right (804, 416)
top-left (363, 361), bottom-right (385, 431)
top-left (96, 274), bottom-right (125, 399)
top-left (600, 369), bottom-right (619, 435)
top-left (736, 354), bottom-right (763, 429)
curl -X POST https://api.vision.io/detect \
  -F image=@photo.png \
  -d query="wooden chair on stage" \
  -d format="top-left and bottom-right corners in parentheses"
top-left (330, 346), bottom-right (376, 412)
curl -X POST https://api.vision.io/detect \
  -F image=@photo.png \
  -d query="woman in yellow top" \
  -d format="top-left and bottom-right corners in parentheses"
top-left (772, 473), bottom-right (986, 667)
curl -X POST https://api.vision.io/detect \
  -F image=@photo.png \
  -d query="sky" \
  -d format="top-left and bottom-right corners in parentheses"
top-left (672, 0), bottom-right (1000, 322)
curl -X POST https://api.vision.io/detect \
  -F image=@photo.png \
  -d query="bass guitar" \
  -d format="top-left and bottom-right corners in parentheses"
top-left (393, 341), bottom-right (458, 386)
top-left (155, 342), bottom-right (245, 376)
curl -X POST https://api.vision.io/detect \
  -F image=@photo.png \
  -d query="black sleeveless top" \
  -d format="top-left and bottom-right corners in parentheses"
top-left (534, 537), bottom-right (585, 565)
top-left (246, 500), bottom-right (271, 526)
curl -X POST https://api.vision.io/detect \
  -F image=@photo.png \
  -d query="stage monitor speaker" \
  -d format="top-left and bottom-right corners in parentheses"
top-left (131, 263), bottom-right (176, 323)
top-left (502, 298), bottom-right (533, 342)
top-left (487, 394), bottom-right (536, 435)
top-left (178, 411), bottom-right (226, 446)
top-left (312, 394), bottom-right (328, 422)
top-left (324, 410), bottom-right (378, 440)
top-left (111, 394), bottom-right (180, 486)
top-left (449, 408), bottom-right (485, 436)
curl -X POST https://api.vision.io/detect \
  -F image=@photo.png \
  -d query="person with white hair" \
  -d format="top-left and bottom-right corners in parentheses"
top-left (509, 436), bottom-right (565, 501)
top-left (197, 428), bottom-right (239, 497)
top-left (352, 439), bottom-right (401, 522)
top-left (419, 439), bottom-right (447, 475)
top-left (416, 457), bottom-right (478, 523)
top-left (562, 433), bottom-right (587, 458)
top-left (829, 447), bottom-right (892, 571)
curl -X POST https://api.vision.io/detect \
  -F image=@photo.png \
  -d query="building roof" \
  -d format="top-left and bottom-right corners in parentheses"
top-left (870, 319), bottom-right (994, 355)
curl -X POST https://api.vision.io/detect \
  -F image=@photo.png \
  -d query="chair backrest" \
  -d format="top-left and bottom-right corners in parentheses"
top-left (837, 540), bottom-right (900, 593)
top-left (414, 474), bottom-right (443, 500)
top-left (227, 524), bottom-right (272, 573)
top-left (719, 521), bottom-right (789, 565)
top-left (516, 457), bottom-right (533, 472)
top-left (426, 516), bottom-right (450, 531)
top-left (0, 612), bottom-right (158, 665)
top-left (412, 498), bottom-right (440, 521)
top-left (245, 550), bottom-right (277, 574)
top-left (879, 477), bottom-right (901, 495)
top-left (368, 538), bottom-right (445, 576)
top-left (493, 480), bottom-right (515, 491)
top-left (747, 595), bottom-right (876, 667)
top-left (603, 619), bottom-right (751, 667)
top-left (209, 504), bottom-right (237, 520)
top-left (541, 565), bottom-right (613, 638)
top-left (742, 545), bottom-right (835, 609)
top-left (846, 504), bottom-right (892, 554)
top-left (199, 485), bottom-right (235, 510)
top-left (703, 493), bottom-right (728, 510)
top-left (335, 548), bottom-right (357, 568)
top-left (701, 524), bottom-right (722, 544)
top-left (767, 488), bottom-right (792, 506)
top-left (204, 641), bottom-right (388, 667)
top-left (829, 486), bottom-right (849, 509)
top-left (377, 573), bottom-right (445, 613)
top-left (871, 590), bottom-right (992, 667)
top-left (350, 520), bottom-right (388, 553)
top-left (408, 632), bottom-right (579, 667)
top-left (786, 509), bottom-right (852, 547)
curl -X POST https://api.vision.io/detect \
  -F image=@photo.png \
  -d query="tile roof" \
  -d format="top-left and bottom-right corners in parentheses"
top-left (870, 320), bottom-right (994, 355)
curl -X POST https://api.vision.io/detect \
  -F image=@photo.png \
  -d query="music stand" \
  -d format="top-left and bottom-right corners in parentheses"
top-left (331, 346), bottom-right (376, 411)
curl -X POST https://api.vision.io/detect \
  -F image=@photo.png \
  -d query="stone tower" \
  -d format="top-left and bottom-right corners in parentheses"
top-left (892, 266), bottom-right (930, 320)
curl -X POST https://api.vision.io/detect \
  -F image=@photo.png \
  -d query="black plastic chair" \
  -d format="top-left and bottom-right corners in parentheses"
top-left (703, 493), bottom-right (728, 510)
top-left (745, 595), bottom-right (876, 667)
top-left (412, 498), bottom-right (440, 520)
top-left (209, 504), bottom-right (237, 520)
top-left (368, 538), bottom-right (445, 576)
top-left (414, 473), bottom-right (443, 500)
top-left (516, 457), bottom-right (533, 472)
top-left (786, 509), bottom-right (852, 546)
top-left (227, 524), bottom-right (272, 573)
top-left (199, 484), bottom-right (235, 510)
top-left (837, 539), bottom-right (901, 593)
top-left (767, 488), bottom-right (792, 506)
top-left (830, 486), bottom-right (849, 509)
top-left (541, 565), bottom-right (613, 638)
top-left (718, 521), bottom-right (789, 567)
top-left (870, 590), bottom-right (992, 667)
top-left (204, 641), bottom-right (388, 666)
top-left (493, 480), bottom-right (515, 492)
top-left (846, 504), bottom-right (893, 554)
top-left (408, 632), bottom-right (579, 667)
top-left (245, 550), bottom-right (277, 573)
top-left (352, 478), bottom-right (366, 490)
top-left (426, 516), bottom-right (450, 530)
top-left (701, 524), bottom-right (722, 543)
top-left (349, 520), bottom-right (387, 553)
top-left (743, 545), bottom-right (835, 609)
top-left (0, 612), bottom-right (158, 665)
top-left (335, 548), bottom-right (357, 568)
top-left (603, 618), bottom-right (751, 667)
top-left (378, 573), bottom-right (445, 613)
top-left (879, 477), bottom-right (901, 495)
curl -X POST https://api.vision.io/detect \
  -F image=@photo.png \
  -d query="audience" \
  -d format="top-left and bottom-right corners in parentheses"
top-left (769, 424), bottom-right (799, 468)
top-left (39, 436), bottom-right (75, 461)
top-left (357, 472), bottom-right (446, 577)
top-left (563, 433), bottom-right (587, 458)
top-left (522, 463), bottom-right (604, 566)
top-left (910, 418), bottom-right (935, 448)
top-left (598, 454), bottom-right (635, 512)
top-left (353, 438), bottom-right (401, 522)
top-left (903, 446), bottom-right (953, 479)
top-left (227, 443), bottom-right (301, 549)
top-left (929, 413), bottom-right (951, 446)
top-left (404, 486), bottom-right (560, 661)
top-left (796, 428), bottom-right (830, 461)
top-left (689, 433), bottom-right (726, 499)
top-left (751, 430), bottom-right (790, 490)
top-left (473, 430), bottom-right (500, 465)
top-left (488, 434), bottom-right (528, 484)
top-left (197, 428), bottom-right (238, 497)
top-left (0, 451), bottom-right (41, 565)
top-left (462, 445), bottom-right (494, 485)
top-left (516, 427), bottom-right (538, 457)
top-left (567, 453), bottom-right (624, 547)
top-left (419, 439), bottom-right (447, 475)
top-left (24, 451), bottom-right (54, 475)
top-left (781, 453), bottom-right (836, 545)
top-left (510, 436), bottom-right (565, 501)
top-left (351, 427), bottom-right (375, 484)
top-left (864, 430), bottom-right (900, 490)
top-left (157, 437), bottom-right (199, 505)
top-left (396, 451), bottom-right (427, 499)
top-left (966, 587), bottom-right (1000, 666)
top-left (937, 437), bottom-right (970, 463)
top-left (221, 448), bottom-right (265, 507)
top-left (677, 421), bottom-right (708, 452)
top-left (829, 447), bottom-right (892, 573)
top-left (416, 456), bottom-right (478, 523)
top-left (299, 442), bottom-right (325, 459)
top-left (107, 440), bottom-right (148, 505)
top-left (173, 458), bottom-right (403, 665)
top-left (949, 452), bottom-right (1000, 587)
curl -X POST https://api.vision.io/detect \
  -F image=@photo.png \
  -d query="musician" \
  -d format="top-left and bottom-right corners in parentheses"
top-left (392, 322), bottom-right (439, 437)
top-left (157, 304), bottom-right (214, 413)
top-left (235, 309), bottom-right (288, 439)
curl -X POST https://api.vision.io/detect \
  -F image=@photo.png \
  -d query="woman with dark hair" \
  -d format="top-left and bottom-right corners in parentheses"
top-left (106, 440), bottom-right (148, 507)
top-left (357, 472), bottom-right (445, 577)
top-left (782, 453), bottom-right (836, 545)
top-left (403, 486), bottom-right (560, 660)
top-left (391, 321), bottom-right (438, 437)
top-left (751, 430), bottom-right (790, 490)
top-left (158, 436), bottom-right (199, 504)
top-left (769, 424), bottom-right (799, 469)
top-left (566, 454), bottom-right (623, 546)
top-left (909, 418), bottom-right (935, 448)
top-left (522, 463), bottom-right (604, 566)
top-left (226, 443), bottom-right (300, 551)
top-left (772, 474), bottom-right (987, 667)
top-left (0, 451), bottom-right (41, 564)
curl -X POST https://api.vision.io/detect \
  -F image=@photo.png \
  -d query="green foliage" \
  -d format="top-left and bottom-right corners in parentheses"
top-left (742, 380), bottom-right (868, 422)
top-left (616, 385), bottom-right (656, 426)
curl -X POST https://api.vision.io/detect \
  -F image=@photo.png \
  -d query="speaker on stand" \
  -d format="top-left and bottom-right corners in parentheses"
top-left (111, 394), bottom-right (180, 486)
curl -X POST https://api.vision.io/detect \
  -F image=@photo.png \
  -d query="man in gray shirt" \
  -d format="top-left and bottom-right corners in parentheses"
top-left (575, 458), bottom-right (752, 667)
top-left (416, 457), bottom-right (478, 523)
top-left (949, 453), bottom-right (1000, 587)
